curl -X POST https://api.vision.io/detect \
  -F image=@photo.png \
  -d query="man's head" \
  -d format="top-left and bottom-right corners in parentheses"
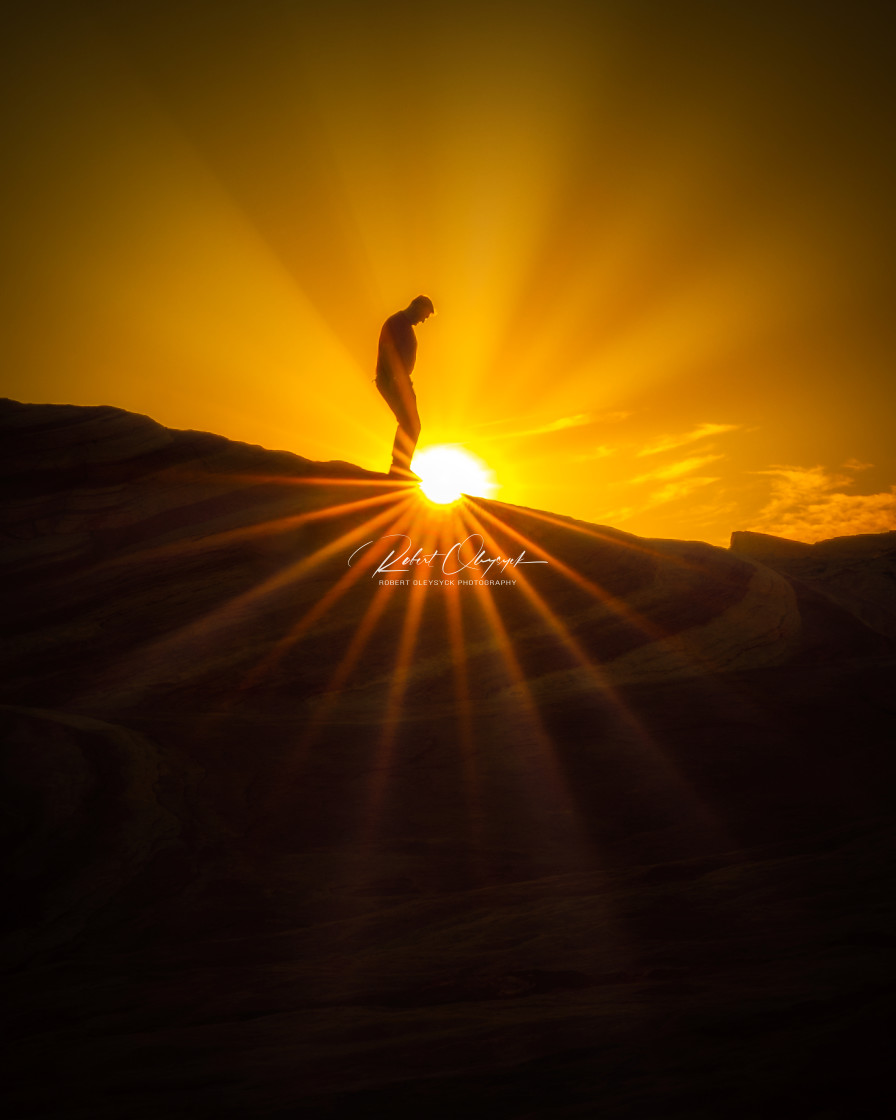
top-left (407, 295), bottom-right (435, 324)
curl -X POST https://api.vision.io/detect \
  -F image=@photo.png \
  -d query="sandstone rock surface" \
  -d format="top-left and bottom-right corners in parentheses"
top-left (731, 527), bottom-right (896, 640)
top-left (3, 399), bottom-right (895, 1119)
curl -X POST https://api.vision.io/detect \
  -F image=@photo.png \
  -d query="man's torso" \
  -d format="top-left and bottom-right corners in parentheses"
top-left (376, 312), bottom-right (417, 384)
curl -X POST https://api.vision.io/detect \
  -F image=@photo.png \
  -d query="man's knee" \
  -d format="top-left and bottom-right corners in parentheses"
top-left (397, 410), bottom-right (420, 441)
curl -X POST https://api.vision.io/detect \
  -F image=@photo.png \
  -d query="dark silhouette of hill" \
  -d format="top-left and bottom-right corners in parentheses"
top-left (2, 398), bottom-right (895, 1119)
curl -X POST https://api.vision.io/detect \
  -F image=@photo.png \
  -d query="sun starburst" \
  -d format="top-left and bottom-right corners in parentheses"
top-left (412, 444), bottom-right (497, 505)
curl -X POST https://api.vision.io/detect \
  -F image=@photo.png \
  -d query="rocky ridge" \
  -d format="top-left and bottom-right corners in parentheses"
top-left (2, 398), bottom-right (895, 1119)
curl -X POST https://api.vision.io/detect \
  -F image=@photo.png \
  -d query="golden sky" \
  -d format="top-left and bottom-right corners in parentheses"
top-left (3, 0), bottom-right (895, 545)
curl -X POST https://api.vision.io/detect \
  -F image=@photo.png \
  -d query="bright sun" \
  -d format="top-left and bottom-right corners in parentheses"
top-left (412, 445), bottom-right (497, 505)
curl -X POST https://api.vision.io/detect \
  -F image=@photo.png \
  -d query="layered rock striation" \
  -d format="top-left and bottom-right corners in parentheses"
top-left (732, 527), bottom-right (896, 640)
top-left (3, 399), bottom-right (895, 1119)
top-left (2, 399), bottom-right (889, 716)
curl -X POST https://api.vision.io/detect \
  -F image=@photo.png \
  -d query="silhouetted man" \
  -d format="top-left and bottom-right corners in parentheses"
top-left (375, 294), bottom-right (434, 479)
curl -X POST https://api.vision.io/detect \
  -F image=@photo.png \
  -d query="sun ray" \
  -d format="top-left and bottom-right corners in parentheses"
top-left (474, 498), bottom-right (745, 597)
top-left (240, 491), bottom-right (429, 692)
top-left (462, 497), bottom-right (786, 842)
top-left (459, 503), bottom-right (655, 702)
top-left (437, 507), bottom-right (595, 860)
top-left (318, 501), bottom-right (435, 699)
top-left (467, 498), bottom-right (678, 566)
top-left (466, 496), bottom-right (712, 673)
top-left (75, 481), bottom-right (418, 585)
top-left (75, 489), bottom-right (419, 708)
top-left (215, 472), bottom-right (421, 491)
top-left (458, 502), bottom-right (724, 841)
top-left (253, 500), bottom-right (434, 834)
top-left (438, 507), bottom-right (488, 881)
top-left (300, 575), bottom-right (401, 736)
top-left (471, 495), bottom-right (789, 710)
top-left (357, 506), bottom-right (442, 843)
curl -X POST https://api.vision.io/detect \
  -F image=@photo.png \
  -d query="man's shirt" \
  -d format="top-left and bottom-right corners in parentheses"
top-left (376, 312), bottom-right (417, 384)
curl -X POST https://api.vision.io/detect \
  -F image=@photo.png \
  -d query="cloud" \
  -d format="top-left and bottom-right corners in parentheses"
top-left (588, 444), bottom-right (729, 526)
top-left (597, 473), bottom-right (722, 524)
top-left (483, 409), bottom-right (631, 443)
top-left (637, 422), bottom-right (739, 457)
top-left (479, 412), bottom-right (595, 442)
top-left (631, 453), bottom-right (724, 484)
top-left (529, 413), bottom-right (593, 435)
top-left (526, 410), bottom-right (632, 437)
top-left (749, 463), bottom-right (896, 543)
top-left (574, 444), bottom-right (615, 462)
top-left (648, 476), bottom-right (721, 506)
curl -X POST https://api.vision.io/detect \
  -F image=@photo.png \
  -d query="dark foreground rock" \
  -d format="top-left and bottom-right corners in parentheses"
top-left (2, 399), bottom-right (895, 1118)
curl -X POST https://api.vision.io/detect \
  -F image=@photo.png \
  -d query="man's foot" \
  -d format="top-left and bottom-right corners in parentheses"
top-left (388, 465), bottom-right (421, 482)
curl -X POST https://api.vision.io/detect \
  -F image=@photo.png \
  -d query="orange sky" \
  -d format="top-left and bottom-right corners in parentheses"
top-left (3, 1), bottom-right (895, 545)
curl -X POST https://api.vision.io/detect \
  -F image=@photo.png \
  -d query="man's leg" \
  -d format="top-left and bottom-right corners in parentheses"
top-left (378, 378), bottom-right (421, 477)
top-left (389, 404), bottom-right (420, 474)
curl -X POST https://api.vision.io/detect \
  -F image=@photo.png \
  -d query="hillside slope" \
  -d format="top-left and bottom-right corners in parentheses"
top-left (3, 398), bottom-right (895, 1119)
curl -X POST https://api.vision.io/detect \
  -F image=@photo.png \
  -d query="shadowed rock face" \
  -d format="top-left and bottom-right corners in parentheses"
top-left (732, 527), bottom-right (896, 640)
top-left (3, 399), bottom-right (896, 1119)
